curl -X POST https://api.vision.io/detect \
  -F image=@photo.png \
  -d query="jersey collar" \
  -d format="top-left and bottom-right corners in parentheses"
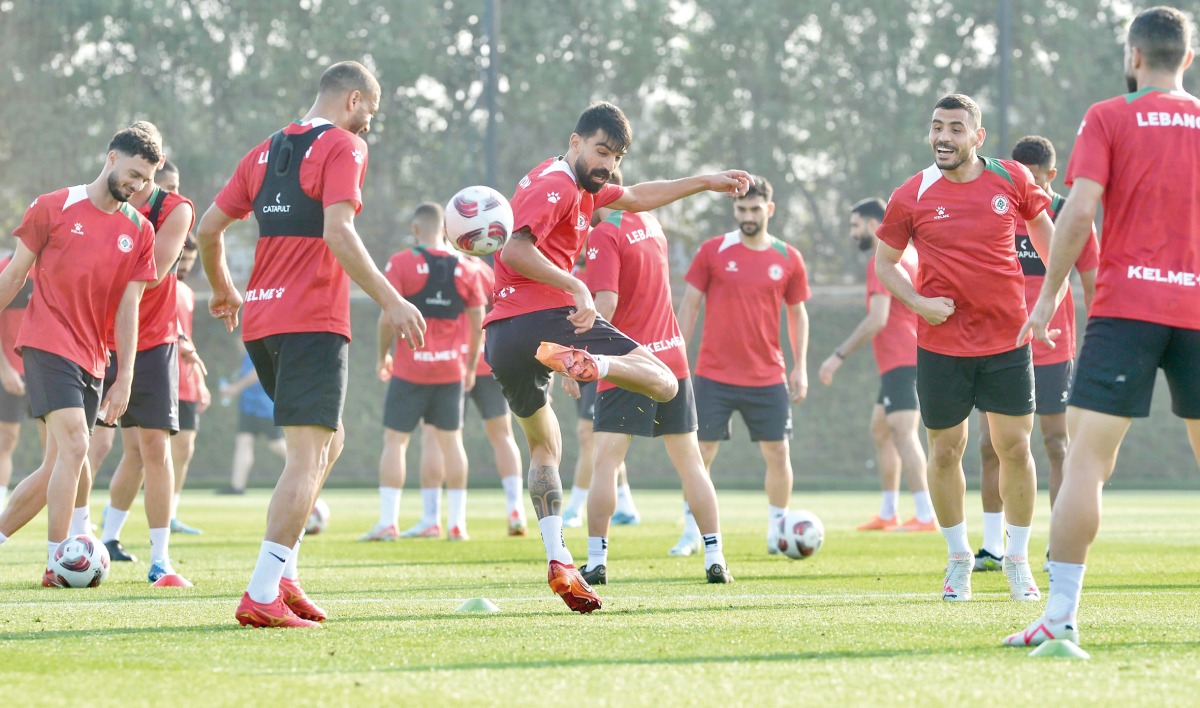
top-left (540, 157), bottom-right (579, 186)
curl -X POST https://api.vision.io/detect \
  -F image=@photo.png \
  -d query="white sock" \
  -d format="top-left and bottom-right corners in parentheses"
top-left (149, 527), bottom-right (170, 564)
top-left (48, 540), bottom-right (60, 567)
top-left (566, 486), bottom-right (588, 515)
top-left (592, 354), bottom-right (610, 379)
top-left (70, 506), bottom-right (91, 536)
top-left (501, 476), bottom-right (522, 513)
top-left (941, 521), bottom-right (971, 556)
top-left (913, 491), bottom-right (934, 523)
top-left (282, 532), bottom-right (304, 581)
top-left (379, 486), bottom-right (401, 527)
top-left (1004, 522), bottom-right (1032, 559)
top-left (172, 492), bottom-right (181, 518)
top-left (537, 516), bottom-right (573, 564)
top-left (100, 507), bottom-right (130, 543)
top-left (879, 491), bottom-right (899, 520)
top-left (447, 489), bottom-right (467, 531)
top-left (616, 483), bottom-right (637, 515)
top-left (1045, 561), bottom-right (1086, 623)
top-left (420, 487), bottom-right (441, 527)
top-left (0, 531), bottom-right (7, 545)
top-left (703, 532), bottom-right (726, 569)
top-left (247, 541), bottom-right (291, 603)
top-left (587, 536), bottom-right (607, 569)
top-left (768, 504), bottom-right (787, 534)
top-left (982, 512), bottom-right (1004, 556)
top-left (683, 501), bottom-right (700, 537)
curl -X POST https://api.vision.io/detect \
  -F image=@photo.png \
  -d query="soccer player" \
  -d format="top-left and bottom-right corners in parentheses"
top-left (559, 380), bottom-right (640, 529)
top-left (678, 176), bottom-right (811, 554)
top-left (483, 101), bottom-right (748, 613)
top-left (974, 136), bottom-right (1098, 572)
top-left (361, 202), bottom-right (485, 542)
top-left (198, 61), bottom-right (425, 628)
top-left (818, 198), bottom-right (933, 533)
top-left (170, 234), bottom-right (212, 535)
top-left (0, 123), bottom-right (160, 585)
top-left (578, 172), bottom-right (732, 584)
top-left (0, 249), bottom-right (37, 511)
top-left (875, 93), bottom-right (1054, 603)
top-left (1006, 6), bottom-right (1200, 646)
top-left (218, 350), bottom-right (286, 494)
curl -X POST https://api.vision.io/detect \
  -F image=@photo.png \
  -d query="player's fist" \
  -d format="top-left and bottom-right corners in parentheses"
top-left (818, 355), bottom-right (841, 386)
top-left (209, 286), bottom-right (243, 333)
top-left (707, 170), bottom-right (753, 198)
top-left (387, 298), bottom-right (426, 350)
top-left (915, 296), bottom-right (955, 325)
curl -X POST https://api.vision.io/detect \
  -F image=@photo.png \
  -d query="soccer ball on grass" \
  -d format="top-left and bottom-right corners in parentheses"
top-left (305, 498), bottom-right (331, 535)
top-left (50, 534), bottom-right (110, 587)
top-left (777, 510), bottom-right (824, 560)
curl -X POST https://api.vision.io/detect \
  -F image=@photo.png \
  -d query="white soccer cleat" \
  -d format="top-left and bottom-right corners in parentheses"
top-left (1003, 615), bottom-right (1079, 647)
top-left (668, 531), bottom-right (702, 557)
top-left (766, 525), bottom-right (782, 555)
top-left (1003, 555), bottom-right (1041, 601)
top-left (942, 552), bottom-right (974, 601)
top-left (357, 523), bottom-right (400, 542)
top-left (399, 521), bottom-right (442, 539)
top-left (561, 508), bottom-right (582, 529)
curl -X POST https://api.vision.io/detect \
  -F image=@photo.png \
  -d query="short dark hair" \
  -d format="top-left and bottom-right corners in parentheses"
top-left (850, 197), bottom-right (886, 222)
top-left (933, 93), bottom-right (983, 127)
top-left (182, 236), bottom-right (197, 251)
top-left (574, 102), bottom-right (632, 153)
top-left (319, 61), bottom-right (380, 99)
top-left (1128, 6), bottom-right (1193, 71)
top-left (108, 122), bottom-right (163, 165)
top-left (1011, 136), bottom-right (1056, 170)
top-left (159, 159), bottom-right (179, 175)
top-left (740, 175), bottom-right (773, 203)
top-left (413, 202), bottom-right (444, 233)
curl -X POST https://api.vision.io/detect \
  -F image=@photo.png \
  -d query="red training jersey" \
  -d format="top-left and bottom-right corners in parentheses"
top-left (876, 158), bottom-right (1051, 357)
top-left (484, 158), bottom-right (624, 325)
top-left (214, 119), bottom-right (368, 341)
top-left (385, 248), bottom-right (486, 385)
top-left (866, 248), bottom-right (919, 374)
top-left (1065, 88), bottom-right (1200, 329)
top-left (460, 256), bottom-right (495, 376)
top-left (176, 279), bottom-right (201, 403)
top-left (587, 210), bottom-right (689, 392)
top-left (686, 232), bottom-right (811, 387)
top-left (13, 186), bottom-right (157, 377)
top-left (0, 255), bottom-right (33, 376)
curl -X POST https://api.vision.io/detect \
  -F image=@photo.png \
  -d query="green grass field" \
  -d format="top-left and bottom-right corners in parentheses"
top-left (2, 489), bottom-right (1199, 706)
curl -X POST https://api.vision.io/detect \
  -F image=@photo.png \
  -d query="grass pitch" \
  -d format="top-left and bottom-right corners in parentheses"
top-left (2, 489), bottom-right (1199, 706)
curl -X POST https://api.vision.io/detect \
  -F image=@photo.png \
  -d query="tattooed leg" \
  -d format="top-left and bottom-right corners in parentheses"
top-left (528, 465), bottom-right (563, 520)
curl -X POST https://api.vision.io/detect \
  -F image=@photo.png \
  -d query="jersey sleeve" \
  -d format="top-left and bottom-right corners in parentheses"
top-left (1065, 103), bottom-right (1111, 189)
top-left (320, 134), bottom-right (367, 213)
top-left (511, 176), bottom-right (573, 243)
top-left (684, 241), bottom-right (713, 292)
top-left (1075, 226), bottom-right (1101, 271)
top-left (131, 220), bottom-right (158, 282)
top-left (1013, 162), bottom-right (1052, 221)
top-left (384, 253), bottom-right (407, 295)
top-left (875, 190), bottom-right (914, 251)
top-left (12, 195), bottom-right (51, 255)
top-left (213, 147), bottom-right (261, 220)
top-left (594, 183), bottom-right (625, 210)
top-left (584, 223), bottom-right (621, 294)
top-left (784, 247), bottom-right (811, 304)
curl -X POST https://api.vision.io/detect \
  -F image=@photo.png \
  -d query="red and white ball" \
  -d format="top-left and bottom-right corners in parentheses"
top-left (445, 185), bottom-right (514, 257)
top-left (50, 535), bottom-right (110, 587)
top-left (305, 498), bottom-right (331, 535)
top-left (777, 510), bottom-right (824, 560)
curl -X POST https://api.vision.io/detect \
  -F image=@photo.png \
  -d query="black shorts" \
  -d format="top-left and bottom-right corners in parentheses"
top-left (177, 400), bottom-right (200, 432)
top-left (594, 376), bottom-right (698, 438)
top-left (1070, 317), bottom-right (1200, 419)
top-left (1033, 360), bottom-right (1073, 416)
top-left (917, 345), bottom-right (1033, 430)
top-left (876, 366), bottom-right (918, 414)
top-left (0, 381), bottom-right (30, 424)
top-left (246, 332), bottom-right (348, 430)
top-left (694, 375), bottom-right (792, 442)
top-left (484, 308), bottom-right (639, 418)
top-left (22, 348), bottom-right (102, 432)
top-left (576, 380), bottom-right (597, 421)
top-left (238, 410), bottom-right (284, 440)
top-left (384, 378), bottom-right (464, 433)
top-left (97, 343), bottom-right (179, 432)
top-left (465, 374), bottom-right (509, 421)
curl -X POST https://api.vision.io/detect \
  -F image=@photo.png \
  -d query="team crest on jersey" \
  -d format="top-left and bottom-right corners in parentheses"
top-left (117, 235), bottom-right (134, 253)
top-left (768, 264), bottom-right (784, 281)
top-left (519, 175), bottom-right (531, 189)
top-left (991, 194), bottom-right (1011, 215)
top-left (576, 214), bottom-right (588, 230)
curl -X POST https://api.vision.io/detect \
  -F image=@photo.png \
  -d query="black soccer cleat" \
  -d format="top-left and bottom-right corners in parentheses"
top-left (104, 539), bottom-right (137, 563)
top-left (706, 564), bottom-right (734, 584)
top-left (580, 563), bottom-right (607, 586)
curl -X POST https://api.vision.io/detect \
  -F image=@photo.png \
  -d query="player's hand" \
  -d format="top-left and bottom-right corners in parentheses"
top-left (209, 286), bottom-right (243, 333)
top-left (0, 368), bottom-right (25, 397)
top-left (707, 170), bottom-right (752, 198)
top-left (789, 366), bottom-right (808, 403)
top-left (377, 354), bottom-right (393, 382)
top-left (198, 383), bottom-right (212, 414)
top-left (560, 375), bottom-right (581, 399)
top-left (914, 296), bottom-right (955, 325)
top-left (567, 281), bottom-right (597, 334)
top-left (464, 369), bottom-right (477, 392)
top-left (818, 355), bottom-right (841, 386)
top-left (386, 297), bottom-right (427, 350)
top-left (99, 376), bottom-right (132, 425)
top-left (184, 349), bottom-right (208, 377)
top-left (1016, 295), bottom-right (1061, 348)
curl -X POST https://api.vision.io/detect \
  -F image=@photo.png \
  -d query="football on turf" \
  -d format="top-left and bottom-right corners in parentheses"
top-left (445, 185), bottom-right (514, 256)
top-left (777, 510), bottom-right (824, 560)
top-left (50, 535), bottom-right (110, 587)
top-left (305, 498), bottom-right (331, 535)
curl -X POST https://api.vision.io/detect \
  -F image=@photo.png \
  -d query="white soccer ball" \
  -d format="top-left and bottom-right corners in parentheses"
top-left (445, 185), bottom-right (514, 256)
top-left (777, 510), bottom-right (825, 560)
top-left (305, 498), bottom-right (331, 535)
top-left (50, 535), bottom-right (110, 587)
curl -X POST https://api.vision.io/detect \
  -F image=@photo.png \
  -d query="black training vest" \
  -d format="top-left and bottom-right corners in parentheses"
top-left (1016, 192), bottom-right (1065, 277)
top-left (412, 247), bottom-right (465, 320)
top-left (251, 124), bottom-right (334, 239)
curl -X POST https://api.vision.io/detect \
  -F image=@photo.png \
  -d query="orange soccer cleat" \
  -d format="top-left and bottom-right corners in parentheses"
top-left (279, 577), bottom-right (327, 622)
top-left (888, 516), bottom-right (938, 533)
top-left (535, 342), bottom-right (599, 383)
top-left (42, 568), bottom-right (64, 588)
top-left (507, 510), bottom-right (528, 537)
top-left (856, 514), bottom-right (900, 531)
top-left (547, 560), bottom-right (603, 614)
top-left (236, 592), bottom-right (321, 628)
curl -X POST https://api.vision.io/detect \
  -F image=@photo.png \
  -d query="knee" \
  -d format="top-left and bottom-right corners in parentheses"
top-left (0, 428), bottom-right (18, 455)
top-left (1043, 431), bottom-right (1068, 463)
top-left (929, 440), bottom-right (966, 470)
top-left (648, 375), bottom-right (678, 403)
top-left (59, 433), bottom-right (89, 463)
top-left (870, 420), bottom-right (892, 449)
top-left (992, 433), bottom-right (1032, 464)
top-left (761, 441), bottom-right (791, 467)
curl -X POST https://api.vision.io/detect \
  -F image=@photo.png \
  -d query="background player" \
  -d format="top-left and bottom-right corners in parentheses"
top-left (0, 246), bottom-right (37, 511)
top-left (170, 233), bottom-right (212, 535)
top-left (218, 348), bottom-right (286, 494)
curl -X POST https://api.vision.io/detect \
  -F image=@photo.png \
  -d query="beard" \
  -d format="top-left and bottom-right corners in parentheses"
top-left (573, 155), bottom-right (610, 195)
top-left (739, 221), bottom-right (762, 237)
top-left (1126, 72), bottom-right (1138, 93)
top-left (107, 172), bottom-right (132, 202)
top-left (934, 143), bottom-right (969, 171)
top-left (855, 235), bottom-right (874, 252)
